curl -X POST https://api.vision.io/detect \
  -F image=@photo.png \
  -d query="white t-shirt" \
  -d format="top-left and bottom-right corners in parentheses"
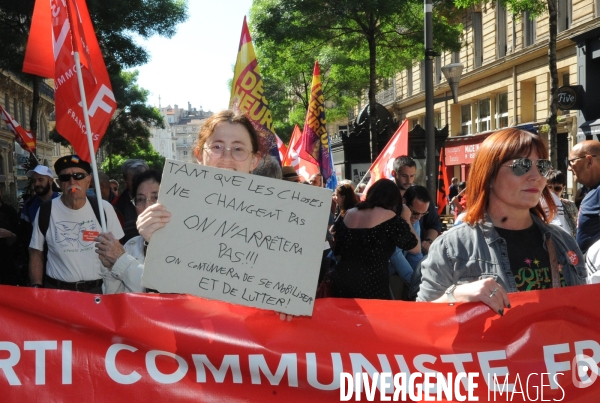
top-left (541, 192), bottom-right (568, 231)
top-left (30, 197), bottom-right (124, 282)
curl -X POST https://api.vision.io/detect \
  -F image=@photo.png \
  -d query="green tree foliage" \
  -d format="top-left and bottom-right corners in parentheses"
top-left (251, 0), bottom-right (462, 160)
top-left (101, 143), bottom-right (165, 181)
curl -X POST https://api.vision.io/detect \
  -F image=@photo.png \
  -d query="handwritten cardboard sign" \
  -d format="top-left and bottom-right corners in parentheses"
top-left (143, 159), bottom-right (332, 316)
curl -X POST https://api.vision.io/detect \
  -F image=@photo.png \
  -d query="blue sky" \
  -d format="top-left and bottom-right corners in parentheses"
top-left (131, 0), bottom-right (254, 113)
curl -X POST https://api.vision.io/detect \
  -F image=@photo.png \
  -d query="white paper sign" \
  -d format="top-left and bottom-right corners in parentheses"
top-left (143, 159), bottom-right (332, 316)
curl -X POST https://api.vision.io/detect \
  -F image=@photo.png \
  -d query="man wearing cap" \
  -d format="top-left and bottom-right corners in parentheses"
top-left (28, 155), bottom-right (124, 292)
top-left (21, 165), bottom-right (60, 227)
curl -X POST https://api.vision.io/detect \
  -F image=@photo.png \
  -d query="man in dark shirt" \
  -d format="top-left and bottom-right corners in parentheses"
top-left (568, 140), bottom-right (600, 253)
top-left (391, 156), bottom-right (442, 254)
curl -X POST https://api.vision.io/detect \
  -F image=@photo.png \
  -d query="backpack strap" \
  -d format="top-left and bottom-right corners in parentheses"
top-left (38, 199), bottom-right (53, 238)
top-left (86, 195), bottom-right (108, 228)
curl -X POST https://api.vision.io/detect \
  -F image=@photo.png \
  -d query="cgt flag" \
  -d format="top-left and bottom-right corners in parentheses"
top-left (361, 119), bottom-right (409, 199)
top-left (0, 104), bottom-right (36, 154)
top-left (23, 0), bottom-right (116, 162)
top-left (283, 124), bottom-right (319, 182)
top-left (300, 61), bottom-right (336, 189)
top-left (229, 16), bottom-right (280, 163)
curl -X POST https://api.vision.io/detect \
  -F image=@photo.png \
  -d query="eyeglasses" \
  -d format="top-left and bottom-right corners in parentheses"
top-left (203, 144), bottom-right (252, 161)
top-left (548, 184), bottom-right (564, 192)
top-left (504, 158), bottom-right (553, 178)
top-left (58, 172), bottom-right (89, 182)
top-left (409, 208), bottom-right (429, 218)
top-left (566, 155), bottom-right (597, 168)
top-left (131, 195), bottom-right (158, 207)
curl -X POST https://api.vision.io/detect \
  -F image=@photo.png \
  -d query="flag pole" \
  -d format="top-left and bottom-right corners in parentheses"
top-left (72, 51), bottom-right (107, 232)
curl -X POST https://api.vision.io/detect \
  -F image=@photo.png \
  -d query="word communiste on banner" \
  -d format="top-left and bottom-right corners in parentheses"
top-left (143, 160), bottom-right (332, 316)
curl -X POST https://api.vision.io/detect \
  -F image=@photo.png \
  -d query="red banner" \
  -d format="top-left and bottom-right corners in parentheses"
top-left (1, 284), bottom-right (599, 402)
top-left (23, 0), bottom-right (116, 162)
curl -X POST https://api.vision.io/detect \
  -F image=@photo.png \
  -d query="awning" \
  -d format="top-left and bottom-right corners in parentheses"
top-left (577, 119), bottom-right (600, 142)
top-left (443, 124), bottom-right (539, 165)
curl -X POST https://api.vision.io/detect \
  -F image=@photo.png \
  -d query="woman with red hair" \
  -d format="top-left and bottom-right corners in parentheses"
top-left (417, 128), bottom-right (587, 314)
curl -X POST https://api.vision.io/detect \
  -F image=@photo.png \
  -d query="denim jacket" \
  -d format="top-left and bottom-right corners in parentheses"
top-left (416, 213), bottom-right (588, 301)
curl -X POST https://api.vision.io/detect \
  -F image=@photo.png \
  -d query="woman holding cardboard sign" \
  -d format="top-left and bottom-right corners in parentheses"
top-left (136, 110), bottom-right (262, 246)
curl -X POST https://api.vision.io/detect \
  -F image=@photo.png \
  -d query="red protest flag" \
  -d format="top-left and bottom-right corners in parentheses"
top-left (275, 134), bottom-right (288, 163)
top-left (437, 147), bottom-right (449, 215)
top-left (23, 0), bottom-right (116, 162)
top-left (361, 119), bottom-right (409, 199)
top-left (0, 105), bottom-right (36, 154)
top-left (283, 124), bottom-right (319, 182)
top-left (282, 125), bottom-right (302, 166)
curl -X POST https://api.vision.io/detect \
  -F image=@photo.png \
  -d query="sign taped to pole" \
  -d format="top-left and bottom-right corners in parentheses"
top-left (143, 160), bottom-right (331, 316)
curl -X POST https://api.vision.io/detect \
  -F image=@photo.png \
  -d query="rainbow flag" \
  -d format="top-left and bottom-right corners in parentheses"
top-left (300, 61), bottom-right (336, 189)
top-left (229, 16), bottom-right (280, 163)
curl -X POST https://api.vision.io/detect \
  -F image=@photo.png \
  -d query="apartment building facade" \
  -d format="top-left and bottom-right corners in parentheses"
top-left (333, 0), bottom-right (600, 194)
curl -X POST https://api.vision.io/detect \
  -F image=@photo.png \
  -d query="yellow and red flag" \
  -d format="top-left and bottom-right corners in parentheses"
top-left (361, 119), bottom-right (409, 198)
top-left (300, 61), bottom-right (336, 189)
top-left (0, 104), bottom-right (36, 154)
top-left (229, 17), bottom-right (280, 163)
top-left (23, 0), bottom-right (116, 162)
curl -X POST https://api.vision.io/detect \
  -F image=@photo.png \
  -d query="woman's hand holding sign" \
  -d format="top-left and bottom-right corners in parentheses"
top-left (137, 203), bottom-right (172, 243)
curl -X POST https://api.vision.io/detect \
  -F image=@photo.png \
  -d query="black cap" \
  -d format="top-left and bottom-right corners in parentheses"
top-left (54, 155), bottom-right (92, 174)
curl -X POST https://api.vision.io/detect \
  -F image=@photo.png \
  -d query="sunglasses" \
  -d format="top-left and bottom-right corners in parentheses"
top-left (58, 172), bottom-right (89, 182)
top-left (409, 208), bottom-right (429, 218)
top-left (548, 185), bottom-right (564, 192)
top-left (504, 158), bottom-right (552, 178)
top-left (565, 154), bottom-right (597, 167)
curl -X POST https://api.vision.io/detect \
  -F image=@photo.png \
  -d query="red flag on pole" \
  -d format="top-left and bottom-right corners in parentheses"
top-left (437, 147), bottom-right (449, 215)
top-left (0, 105), bottom-right (36, 154)
top-left (283, 125), bottom-right (319, 182)
top-left (23, 0), bottom-right (116, 163)
top-left (275, 134), bottom-right (288, 163)
top-left (361, 120), bottom-right (409, 198)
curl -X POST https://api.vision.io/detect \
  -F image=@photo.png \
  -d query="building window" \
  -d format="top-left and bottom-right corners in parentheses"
top-left (420, 61), bottom-right (425, 92)
top-left (0, 155), bottom-right (4, 175)
top-left (434, 111), bottom-right (442, 129)
top-left (21, 102), bottom-right (26, 130)
top-left (523, 12), bottom-right (536, 47)
top-left (338, 125), bottom-right (348, 136)
top-left (496, 93), bottom-right (509, 128)
top-left (473, 12), bottom-right (483, 68)
top-left (475, 98), bottom-right (491, 132)
top-left (183, 151), bottom-right (188, 157)
top-left (461, 104), bottom-right (472, 135)
top-left (557, 0), bottom-right (571, 32)
top-left (407, 68), bottom-right (413, 96)
top-left (13, 98), bottom-right (18, 123)
top-left (497, 2), bottom-right (507, 58)
top-left (562, 72), bottom-right (570, 86)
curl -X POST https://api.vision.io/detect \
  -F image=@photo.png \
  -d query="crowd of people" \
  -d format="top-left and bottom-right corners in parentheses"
top-left (1, 110), bottom-right (599, 319)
